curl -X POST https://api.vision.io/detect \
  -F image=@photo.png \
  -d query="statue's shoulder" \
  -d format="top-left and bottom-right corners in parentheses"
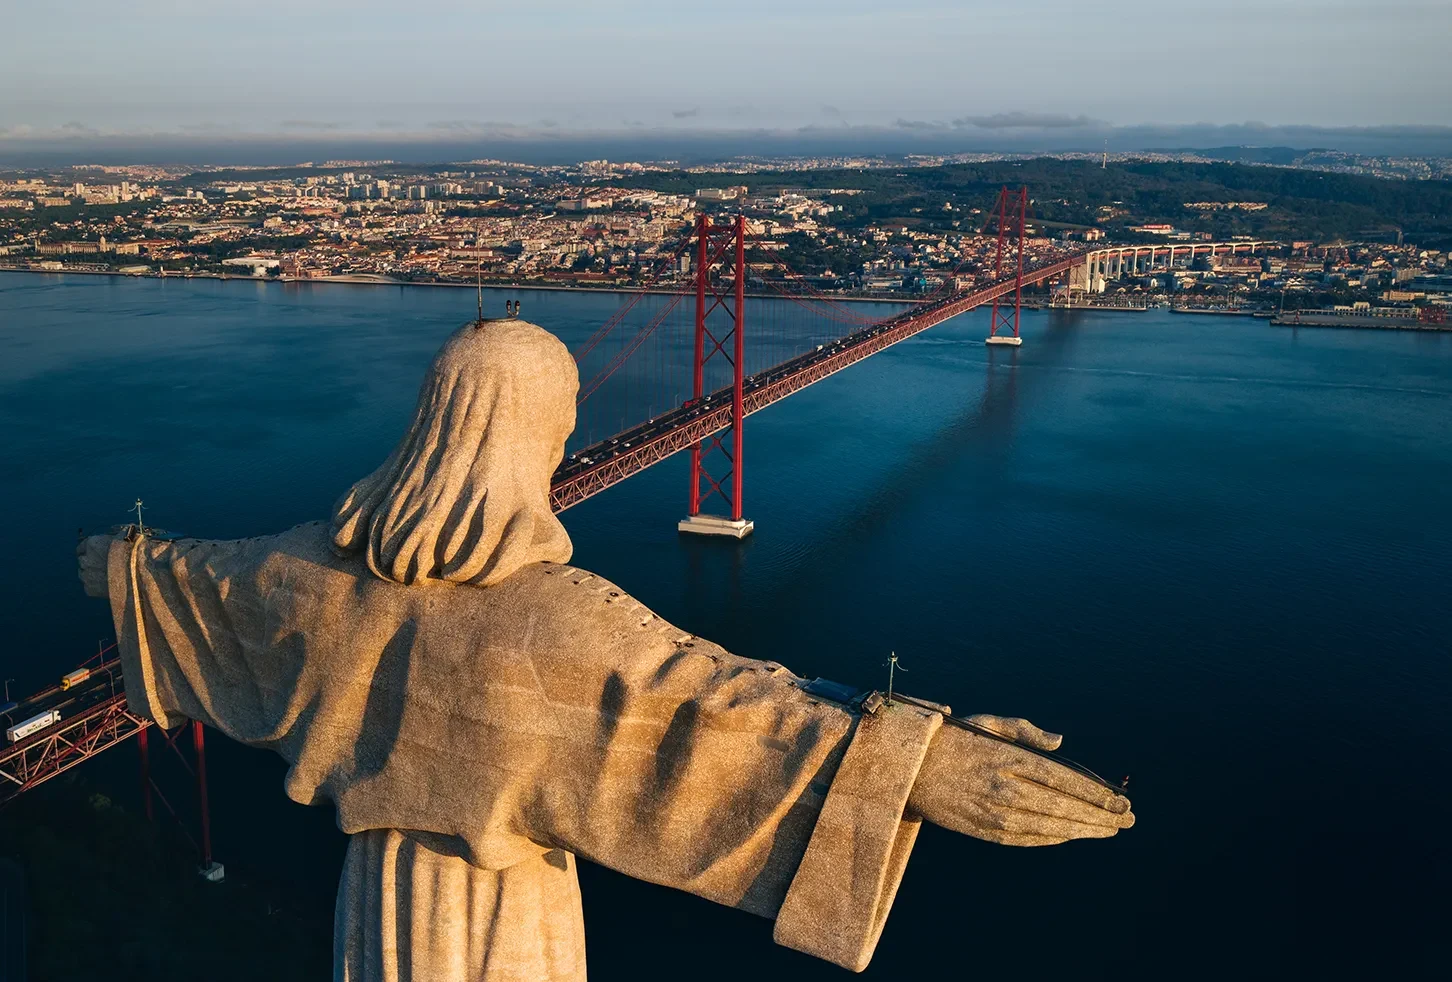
top-left (500, 561), bottom-right (690, 646)
top-left (150, 521), bottom-right (331, 558)
top-left (499, 562), bottom-right (776, 679)
top-left (156, 521), bottom-right (354, 584)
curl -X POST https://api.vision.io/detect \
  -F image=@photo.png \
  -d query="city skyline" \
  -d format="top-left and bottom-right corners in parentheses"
top-left (3, 0), bottom-right (1451, 148)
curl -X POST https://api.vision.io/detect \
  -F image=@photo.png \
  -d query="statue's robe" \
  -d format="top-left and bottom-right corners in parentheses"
top-left (107, 522), bottom-right (944, 980)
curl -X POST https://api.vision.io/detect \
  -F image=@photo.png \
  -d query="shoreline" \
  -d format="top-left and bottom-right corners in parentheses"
top-left (1269, 315), bottom-right (1450, 332)
top-left (24, 268), bottom-right (1437, 331)
top-left (0, 265), bottom-right (916, 306)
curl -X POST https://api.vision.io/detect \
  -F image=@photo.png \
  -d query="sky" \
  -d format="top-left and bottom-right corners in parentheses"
top-left (2, 0), bottom-right (1450, 151)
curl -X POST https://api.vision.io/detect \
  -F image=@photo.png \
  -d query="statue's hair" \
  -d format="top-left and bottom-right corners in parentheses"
top-left (330, 320), bottom-right (576, 586)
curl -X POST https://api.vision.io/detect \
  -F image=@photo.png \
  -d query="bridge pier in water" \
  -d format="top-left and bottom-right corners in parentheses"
top-left (678, 514), bottom-right (755, 538)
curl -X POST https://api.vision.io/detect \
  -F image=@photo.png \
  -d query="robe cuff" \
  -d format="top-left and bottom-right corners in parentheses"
top-left (108, 537), bottom-right (187, 730)
top-left (773, 701), bottom-right (942, 972)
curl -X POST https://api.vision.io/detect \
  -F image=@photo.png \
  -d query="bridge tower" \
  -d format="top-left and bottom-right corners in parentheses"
top-left (679, 213), bottom-right (754, 539)
top-left (137, 718), bottom-right (224, 881)
top-left (984, 186), bottom-right (1029, 346)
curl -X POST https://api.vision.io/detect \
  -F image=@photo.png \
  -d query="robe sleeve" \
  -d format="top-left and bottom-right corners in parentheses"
top-left (511, 664), bottom-right (945, 973)
top-left (108, 534), bottom-right (197, 732)
top-left (475, 564), bottom-right (946, 973)
top-left (772, 704), bottom-right (942, 971)
top-left (105, 533), bottom-right (318, 747)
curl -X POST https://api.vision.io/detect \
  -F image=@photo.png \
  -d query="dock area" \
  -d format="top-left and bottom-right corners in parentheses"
top-left (1270, 314), bottom-right (1449, 331)
top-left (1271, 304), bottom-right (1449, 331)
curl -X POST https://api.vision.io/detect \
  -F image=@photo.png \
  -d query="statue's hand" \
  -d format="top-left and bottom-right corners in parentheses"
top-left (77, 534), bottom-right (112, 600)
top-left (906, 715), bottom-right (1134, 846)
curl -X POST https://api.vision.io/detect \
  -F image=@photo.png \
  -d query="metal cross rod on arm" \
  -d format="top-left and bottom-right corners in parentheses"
top-left (886, 651), bottom-right (906, 707)
top-left (114, 499), bottom-right (170, 540)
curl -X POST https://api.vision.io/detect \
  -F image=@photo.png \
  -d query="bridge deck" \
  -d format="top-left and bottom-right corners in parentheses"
top-left (0, 659), bottom-right (150, 804)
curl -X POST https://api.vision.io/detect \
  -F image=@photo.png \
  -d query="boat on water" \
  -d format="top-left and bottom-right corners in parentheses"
top-left (1171, 306), bottom-right (1261, 316)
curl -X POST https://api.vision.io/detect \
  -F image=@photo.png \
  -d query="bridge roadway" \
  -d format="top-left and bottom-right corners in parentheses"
top-left (0, 654), bottom-right (145, 804)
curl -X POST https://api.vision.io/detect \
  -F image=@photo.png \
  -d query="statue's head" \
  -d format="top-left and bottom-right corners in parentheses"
top-left (330, 318), bottom-right (576, 586)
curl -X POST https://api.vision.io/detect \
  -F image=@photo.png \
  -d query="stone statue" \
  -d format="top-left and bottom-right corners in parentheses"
top-left (78, 319), bottom-right (1133, 981)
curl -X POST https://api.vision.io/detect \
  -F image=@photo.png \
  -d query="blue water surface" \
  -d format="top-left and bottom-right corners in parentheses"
top-left (2, 273), bottom-right (1449, 978)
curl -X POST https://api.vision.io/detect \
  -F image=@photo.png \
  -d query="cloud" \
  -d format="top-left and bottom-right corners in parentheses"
top-left (426, 119), bottom-right (529, 134)
top-left (894, 118), bottom-right (945, 130)
top-left (672, 108), bottom-right (699, 119)
top-left (952, 112), bottom-right (1104, 130)
top-left (821, 105), bottom-right (842, 118)
top-left (279, 119), bottom-right (343, 131)
top-left (59, 121), bottom-right (101, 137)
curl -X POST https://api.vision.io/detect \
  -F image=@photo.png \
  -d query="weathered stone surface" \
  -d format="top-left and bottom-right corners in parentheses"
top-left (78, 319), bottom-right (1133, 981)
top-left (336, 831), bottom-right (586, 982)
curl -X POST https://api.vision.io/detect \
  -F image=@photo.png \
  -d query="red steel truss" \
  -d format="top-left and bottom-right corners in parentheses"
top-left (983, 186), bottom-right (1030, 341)
top-left (0, 689), bottom-right (145, 803)
top-left (136, 718), bottom-right (215, 869)
top-left (686, 213), bottom-right (748, 521)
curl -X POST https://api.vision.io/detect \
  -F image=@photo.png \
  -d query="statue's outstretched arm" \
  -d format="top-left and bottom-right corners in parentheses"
top-left (906, 715), bottom-right (1135, 846)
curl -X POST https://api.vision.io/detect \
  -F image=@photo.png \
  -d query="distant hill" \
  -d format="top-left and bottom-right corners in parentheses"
top-left (617, 158), bottom-right (1452, 247)
top-left (1150, 146), bottom-right (1315, 166)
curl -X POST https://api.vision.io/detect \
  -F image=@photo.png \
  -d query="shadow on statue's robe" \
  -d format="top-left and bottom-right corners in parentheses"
top-left (355, 620), bottom-right (415, 784)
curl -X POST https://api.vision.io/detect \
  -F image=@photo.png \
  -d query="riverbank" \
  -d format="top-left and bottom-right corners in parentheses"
top-left (0, 265), bottom-right (915, 306)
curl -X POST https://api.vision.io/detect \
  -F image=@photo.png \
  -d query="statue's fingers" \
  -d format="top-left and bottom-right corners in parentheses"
top-left (1009, 754), bottom-right (1132, 813)
top-left (990, 808), bottom-right (1123, 841)
top-left (973, 829), bottom-right (1069, 847)
top-left (1001, 781), bottom-right (1136, 829)
top-left (968, 714), bottom-right (1063, 751)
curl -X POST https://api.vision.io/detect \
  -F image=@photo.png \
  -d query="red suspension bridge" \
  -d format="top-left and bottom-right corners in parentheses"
top-left (2, 186), bottom-right (1278, 846)
top-left (550, 185), bottom-right (1275, 533)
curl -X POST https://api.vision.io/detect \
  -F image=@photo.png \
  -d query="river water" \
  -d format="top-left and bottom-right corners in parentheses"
top-left (2, 273), bottom-right (1449, 978)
